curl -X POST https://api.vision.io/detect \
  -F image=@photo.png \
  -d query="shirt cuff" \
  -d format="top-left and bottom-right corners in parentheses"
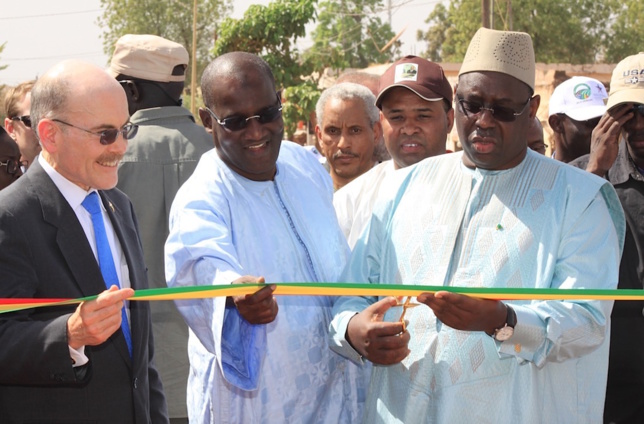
top-left (69, 345), bottom-right (88, 367)
top-left (329, 310), bottom-right (364, 365)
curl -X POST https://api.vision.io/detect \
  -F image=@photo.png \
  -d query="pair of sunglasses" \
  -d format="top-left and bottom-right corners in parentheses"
top-left (10, 115), bottom-right (31, 128)
top-left (0, 158), bottom-right (28, 175)
top-left (52, 119), bottom-right (138, 145)
top-left (630, 104), bottom-right (644, 117)
top-left (457, 97), bottom-right (533, 122)
top-left (204, 97), bottom-right (283, 132)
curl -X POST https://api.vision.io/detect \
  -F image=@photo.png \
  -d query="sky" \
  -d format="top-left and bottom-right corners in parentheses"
top-left (0, 0), bottom-right (445, 87)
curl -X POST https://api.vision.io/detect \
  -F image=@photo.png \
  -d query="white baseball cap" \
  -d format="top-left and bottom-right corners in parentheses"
top-left (548, 76), bottom-right (608, 121)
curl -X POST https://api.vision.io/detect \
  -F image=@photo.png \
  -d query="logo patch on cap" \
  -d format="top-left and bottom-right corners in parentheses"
top-left (395, 63), bottom-right (419, 82)
top-left (573, 83), bottom-right (591, 100)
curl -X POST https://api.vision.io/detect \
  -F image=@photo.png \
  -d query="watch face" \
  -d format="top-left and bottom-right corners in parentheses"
top-left (494, 326), bottom-right (514, 341)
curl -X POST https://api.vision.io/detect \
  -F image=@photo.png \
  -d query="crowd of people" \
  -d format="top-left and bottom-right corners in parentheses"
top-left (0, 27), bottom-right (642, 424)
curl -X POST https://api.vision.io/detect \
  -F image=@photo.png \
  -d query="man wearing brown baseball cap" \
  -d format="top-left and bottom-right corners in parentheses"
top-left (570, 52), bottom-right (644, 423)
top-left (334, 55), bottom-right (454, 247)
top-left (110, 33), bottom-right (213, 424)
top-left (375, 55), bottom-right (454, 169)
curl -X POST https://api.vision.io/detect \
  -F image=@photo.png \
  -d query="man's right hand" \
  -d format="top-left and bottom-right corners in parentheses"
top-left (230, 276), bottom-right (278, 324)
top-left (586, 104), bottom-right (634, 177)
top-left (67, 285), bottom-right (134, 350)
top-left (346, 297), bottom-right (410, 365)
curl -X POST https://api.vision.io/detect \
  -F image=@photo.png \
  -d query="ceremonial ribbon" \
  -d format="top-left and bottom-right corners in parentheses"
top-left (1, 283), bottom-right (643, 314)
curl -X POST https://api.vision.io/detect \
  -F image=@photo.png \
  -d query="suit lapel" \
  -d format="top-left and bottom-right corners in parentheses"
top-left (28, 161), bottom-right (107, 298)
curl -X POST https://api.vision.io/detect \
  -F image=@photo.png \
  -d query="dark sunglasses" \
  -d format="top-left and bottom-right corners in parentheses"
top-left (0, 158), bottom-right (28, 175)
top-left (204, 97), bottom-right (282, 132)
top-left (10, 115), bottom-right (32, 128)
top-left (457, 97), bottom-right (533, 122)
top-left (52, 118), bottom-right (138, 145)
top-left (631, 104), bottom-right (644, 117)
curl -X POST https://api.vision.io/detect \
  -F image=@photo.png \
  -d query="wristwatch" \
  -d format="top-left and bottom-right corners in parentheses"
top-left (492, 304), bottom-right (517, 341)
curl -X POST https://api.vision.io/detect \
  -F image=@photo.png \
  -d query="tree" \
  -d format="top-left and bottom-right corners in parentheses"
top-left (0, 42), bottom-right (7, 73)
top-left (214, 0), bottom-right (316, 89)
top-left (416, 3), bottom-right (450, 62)
top-left (305, 0), bottom-right (401, 70)
top-left (603, 1), bottom-right (644, 63)
top-left (98, 0), bottom-right (232, 88)
top-left (214, 0), bottom-right (319, 138)
top-left (417, 0), bottom-right (616, 64)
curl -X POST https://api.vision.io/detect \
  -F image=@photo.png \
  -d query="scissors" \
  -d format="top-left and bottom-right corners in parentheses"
top-left (398, 296), bottom-right (419, 332)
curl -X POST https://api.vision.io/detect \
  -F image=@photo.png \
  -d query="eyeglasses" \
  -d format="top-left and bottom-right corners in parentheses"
top-left (10, 115), bottom-right (32, 128)
top-left (51, 119), bottom-right (138, 145)
top-left (631, 104), bottom-right (644, 117)
top-left (204, 97), bottom-right (283, 132)
top-left (457, 96), bottom-right (533, 122)
top-left (0, 158), bottom-right (27, 175)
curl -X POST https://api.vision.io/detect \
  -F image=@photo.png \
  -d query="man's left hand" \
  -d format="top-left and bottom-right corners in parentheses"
top-left (417, 291), bottom-right (506, 335)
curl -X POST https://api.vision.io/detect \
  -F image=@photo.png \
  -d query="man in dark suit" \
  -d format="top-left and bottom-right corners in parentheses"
top-left (0, 60), bottom-right (168, 423)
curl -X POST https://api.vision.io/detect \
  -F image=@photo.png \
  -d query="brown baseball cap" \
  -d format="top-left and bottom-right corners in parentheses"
top-left (108, 34), bottom-right (189, 83)
top-left (375, 56), bottom-right (453, 109)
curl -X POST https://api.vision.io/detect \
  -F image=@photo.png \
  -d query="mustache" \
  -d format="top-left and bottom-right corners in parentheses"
top-left (397, 135), bottom-right (425, 144)
top-left (472, 128), bottom-right (496, 138)
top-left (96, 153), bottom-right (124, 163)
top-left (332, 150), bottom-right (359, 160)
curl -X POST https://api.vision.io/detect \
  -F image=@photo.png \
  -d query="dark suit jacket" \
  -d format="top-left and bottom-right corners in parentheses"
top-left (0, 160), bottom-right (168, 423)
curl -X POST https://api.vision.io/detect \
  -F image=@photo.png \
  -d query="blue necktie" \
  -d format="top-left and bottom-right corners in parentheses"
top-left (82, 191), bottom-right (133, 357)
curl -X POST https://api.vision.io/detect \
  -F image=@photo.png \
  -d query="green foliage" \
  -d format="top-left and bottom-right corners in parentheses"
top-left (0, 42), bottom-right (7, 72)
top-left (603, 1), bottom-right (644, 63)
top-left (98, 0), bottom-right (232, 88)
top-left (282, 80), bottom-right (321, 140)
top-left (214, 0), bottom-right (316, 89)
top-left (305, 0), bottom-right (400, 70)
top-left (416, 3), bottom-right (450, 62)
top-left (417, 0), bottom-right (619, 64)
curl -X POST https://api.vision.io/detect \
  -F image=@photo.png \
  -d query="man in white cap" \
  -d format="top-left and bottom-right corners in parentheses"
top-left (548, 76), bottom-right (608, 162)
top-left (570, 52), bottom-right (644, 424)
top-left (333, 55), bottom-right (454, 248)
top-left (109, 33), bottom-right (213, 424)
top-left (330, 28), bottom-right (625, 422)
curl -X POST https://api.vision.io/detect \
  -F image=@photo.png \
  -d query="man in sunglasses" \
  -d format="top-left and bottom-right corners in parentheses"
top-left (570, 51), bottom-right (644, 424)
top-left (3, 80), bottom-right (40, 169)
top-left (527, 116), bottom-right (547, 155)
top-left (109, 33), bottom-right (213, 424)
top-left (0, 60), bottom-right (168, 423)
top-left (330, 28), bottom-right (624, 422)
top-left (548, 76), bottom-right (608, 163)
top-left (0, 126), bottom-right (23, 190)
top-left (165, 52), bottom-right (366, 424)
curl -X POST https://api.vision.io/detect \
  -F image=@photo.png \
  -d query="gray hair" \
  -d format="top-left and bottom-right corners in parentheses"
top-left (30, 77), bottom-right (70, 139)
top-left (316, 83), bottom-right (379, 127)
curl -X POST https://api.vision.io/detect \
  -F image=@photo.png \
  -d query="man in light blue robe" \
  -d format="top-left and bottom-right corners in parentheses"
top-left (329, 28), bottom-right (626, 424)
top-left (165, 52), bottom-right (366, 424)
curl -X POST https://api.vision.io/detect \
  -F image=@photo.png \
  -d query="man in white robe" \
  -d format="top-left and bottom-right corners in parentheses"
top-left (333, 56), bottom-right (454, 248)
top-left (165, 52), bottom-right (365, 424)
top-left (330, 28), bottom-right (625, 423)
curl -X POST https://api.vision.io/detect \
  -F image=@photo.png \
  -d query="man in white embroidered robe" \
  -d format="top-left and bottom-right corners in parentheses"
top-left (329, 28), bottom-right (625, 423)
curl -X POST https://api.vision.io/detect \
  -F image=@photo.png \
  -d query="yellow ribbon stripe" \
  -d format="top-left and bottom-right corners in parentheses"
top-left (1, 282), bottom-right (643, 314)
